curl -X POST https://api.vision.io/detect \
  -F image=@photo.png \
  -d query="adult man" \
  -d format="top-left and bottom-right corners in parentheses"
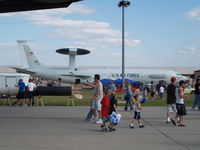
top-left (27, 79), bottom-right (37, 106)
top-left (192, 78), bottom-right (200, 110)
top-left (150, 81), bottom-right (156, 100)
top-left (16, 79), bottom-right (26, 106)
top-left (91, 74), bottom-right (103, 124)
top-left (166, 77), bottom-right (177, 123)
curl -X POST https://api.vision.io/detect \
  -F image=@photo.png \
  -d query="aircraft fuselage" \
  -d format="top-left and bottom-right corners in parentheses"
top-left (26, 67), bottom-right (187, 84)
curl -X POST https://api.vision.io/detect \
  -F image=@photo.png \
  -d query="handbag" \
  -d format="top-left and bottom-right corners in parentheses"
top-left (109, 111), bottom-right (121, 125)
top-left (124, 93), bottom-right (131, 101)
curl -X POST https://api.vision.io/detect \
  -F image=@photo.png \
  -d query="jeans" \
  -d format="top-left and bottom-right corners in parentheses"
top-left (86, 109), bottom-right (93, 121)
top-left (192, 94), bottom-right (200, 110)
top-left (159, 93), bottom-right (164, 99)
top-left (124, 99), bottom-right (133, 111)
top-left (86, 102), bottom-right (93, 121)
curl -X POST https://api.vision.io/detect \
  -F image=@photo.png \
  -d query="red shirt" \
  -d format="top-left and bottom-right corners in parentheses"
top-left (101, 96), bottom-right (110, 118)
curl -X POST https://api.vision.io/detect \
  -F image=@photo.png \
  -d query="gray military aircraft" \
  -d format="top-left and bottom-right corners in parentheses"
top-left (0, 0), bottom-right (82, 13)
top-left (12, 40), bottom-right (187, 85)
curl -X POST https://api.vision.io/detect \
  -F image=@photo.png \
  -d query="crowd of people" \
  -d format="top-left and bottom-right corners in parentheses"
top-left (16, 78), bottom-right (37, 106)
top-left (166, 77), bottom-right (189, 127)
top-left (14, 74), bottom-right (200, 130)
top-left (86, 74), bottom-right (120, 131)
top-left (34, 78), bottom-right (61, 87)
top-left (86, 74), bottom-right (145, 132)
top-left (86, 74), bottom-right (200, 131)
top-left (15, 77), bottom-right (63, 106)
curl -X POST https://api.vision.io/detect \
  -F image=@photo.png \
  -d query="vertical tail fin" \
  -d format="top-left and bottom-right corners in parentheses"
top-left (17, 40), bottom-right (44, 69)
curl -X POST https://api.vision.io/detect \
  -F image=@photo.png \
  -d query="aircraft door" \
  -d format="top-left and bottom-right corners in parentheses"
top-left (0, 76), bottom-right (6, 88)
top-left (75, 79), bottom-right (81, 84)
top-left (6, 77), bottom-right (17, 88)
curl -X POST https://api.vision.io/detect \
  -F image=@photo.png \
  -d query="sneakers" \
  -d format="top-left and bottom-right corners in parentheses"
top-left (95, 119), bottom-right (103, 124)
top-left (108, 125), bottom-right (117, 132)
top-left (112, 128), bottom-right (116, 131)
top-left (101, 125), bottom-right (108, 132)
top-left (108, 126), bottom-right (112, 132)
top-left (139, 124), bottom-right (145, 128)
top-left (166, 120), bottom-right (171, 124)
top-left (130, 123), bottom-right (134, 129)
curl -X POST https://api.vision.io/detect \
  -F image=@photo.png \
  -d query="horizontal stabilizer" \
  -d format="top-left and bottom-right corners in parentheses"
top-left (11, 67), bottom-right (36, 75)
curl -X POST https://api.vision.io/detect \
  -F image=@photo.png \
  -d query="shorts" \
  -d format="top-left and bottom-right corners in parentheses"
top-left (176, 104), bottom-right (186, 116)
top-left (134, 111), bottom-right (141, 120)
top-left (151, 92), bottom-right (155, 97)
top-left (167, 104), bottom-right (177, 113)
top-left (17, 92), bottom-right (25, 99)
top-left (102, 117), bottom-right (108, 122)
top-left (91, 99), bottom-right (101, 110)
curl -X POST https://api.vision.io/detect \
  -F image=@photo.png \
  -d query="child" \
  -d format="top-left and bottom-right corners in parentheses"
top-left (108, 92), bottom-right (118, 131)
top-left (159, 85), bottom-right (164, 100)
top-left (171, 80), bottom-right (189, 127)
top-left (130, 94), bottom-right (145, 128)
top-left (100, 90), bottom-right (110, 131)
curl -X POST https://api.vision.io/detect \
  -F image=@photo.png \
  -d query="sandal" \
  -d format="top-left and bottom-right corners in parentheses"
top-left (108, 125), bottom-right (112, 132)
top-left (171, 119), bottom-right (176, 126)
top-left (178, 124), bottom-right (186, 127)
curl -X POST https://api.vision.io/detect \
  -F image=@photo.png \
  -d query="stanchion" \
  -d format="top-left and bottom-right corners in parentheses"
top-left (36, 95), bottom-right (44, 106)
top-left (67, 96), bottom-right (75, 106)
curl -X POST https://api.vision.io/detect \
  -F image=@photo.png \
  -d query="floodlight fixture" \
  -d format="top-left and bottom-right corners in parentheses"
top-left (118, 0), bottom-right (131, 7)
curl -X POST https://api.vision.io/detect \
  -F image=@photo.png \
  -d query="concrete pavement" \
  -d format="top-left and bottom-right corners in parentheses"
top-left (0, 106), bottom-right (199, 150)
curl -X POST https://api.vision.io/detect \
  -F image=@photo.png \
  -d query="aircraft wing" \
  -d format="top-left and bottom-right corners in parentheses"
top-left (60, 73), bottom-right (91, 78)
top-left (0, 0), bottom-right (82, 13)
top-left (11, 67), bottom-right (36, 75)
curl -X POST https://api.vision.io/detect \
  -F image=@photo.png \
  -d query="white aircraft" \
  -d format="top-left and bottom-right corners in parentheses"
top-left (12, 40), bottom-right (187, 85)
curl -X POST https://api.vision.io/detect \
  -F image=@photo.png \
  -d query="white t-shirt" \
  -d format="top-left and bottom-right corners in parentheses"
top-left (28, 82), bottom-right (37, 92)
top-left (160, 86), bottom-right (164, 93)
top-left (93, 81), bottom-right (103, 101)
top-left (135, 101), bottom-right (141, 112)
top-left (176, 87), bottom-right (184, 104)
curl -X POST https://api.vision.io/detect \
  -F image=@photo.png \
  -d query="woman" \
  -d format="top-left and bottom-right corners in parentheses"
top-left (124, 81), bottom-right (133, 111)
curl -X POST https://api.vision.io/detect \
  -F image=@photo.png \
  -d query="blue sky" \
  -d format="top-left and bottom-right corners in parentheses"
top-left (0, 0), bottom-right (200, 67)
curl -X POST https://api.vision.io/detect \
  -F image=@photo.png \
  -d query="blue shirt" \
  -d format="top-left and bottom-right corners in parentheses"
top-left (18, 81), bottom-right (25, 92)
top-left (108, 83), bottom-right (116, 93)
top-left (126, 86), bottom-right (133, 96)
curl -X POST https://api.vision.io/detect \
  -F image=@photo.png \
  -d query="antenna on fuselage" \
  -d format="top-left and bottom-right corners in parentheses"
top-left (56, 48), bottom-right (90, 70)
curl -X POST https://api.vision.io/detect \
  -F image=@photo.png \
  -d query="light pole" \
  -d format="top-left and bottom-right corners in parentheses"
top-left (118, 0), bottom-right (130, 89)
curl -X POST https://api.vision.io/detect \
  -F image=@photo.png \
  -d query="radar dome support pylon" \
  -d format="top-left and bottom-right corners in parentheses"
top-left (56, 48), bottom-right (90, 70)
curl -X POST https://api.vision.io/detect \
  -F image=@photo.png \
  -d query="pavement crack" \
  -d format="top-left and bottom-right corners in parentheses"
top-left (143, 119), bottom-right (191, 150)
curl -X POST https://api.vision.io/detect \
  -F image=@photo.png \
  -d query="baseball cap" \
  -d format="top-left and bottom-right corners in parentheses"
top-left (179, 80), bottom-right (185, 85)
top-left (171, 77), bottom-right (177, 81)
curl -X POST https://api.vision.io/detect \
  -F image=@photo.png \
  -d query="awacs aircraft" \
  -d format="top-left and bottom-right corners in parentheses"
top-left (12, 40), bottom-right (187, 85)
top-left (0, 0), bottom-right (81, 13)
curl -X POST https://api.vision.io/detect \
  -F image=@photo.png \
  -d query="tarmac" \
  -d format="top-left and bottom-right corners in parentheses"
top-left (0, 106), bottom-right (199, 150)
